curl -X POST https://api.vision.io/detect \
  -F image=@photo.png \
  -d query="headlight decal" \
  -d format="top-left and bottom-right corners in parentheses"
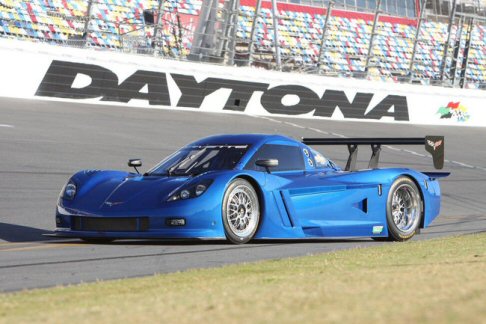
top-left (195, 184), bottom-right (207, 196)
top-left (167, 179), bottom-right (213, 202)
top-left (63, 180), bottom-right (77, 200)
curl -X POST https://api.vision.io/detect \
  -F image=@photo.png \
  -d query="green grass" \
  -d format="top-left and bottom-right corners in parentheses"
top-left (1, 233), bottom-right (486, 324)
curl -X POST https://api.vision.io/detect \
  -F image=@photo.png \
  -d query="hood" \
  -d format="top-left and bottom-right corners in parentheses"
top-left (67, 171), bottom-right (190, 212)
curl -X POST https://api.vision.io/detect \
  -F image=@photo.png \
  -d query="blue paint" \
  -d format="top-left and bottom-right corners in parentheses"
top-left (54, 134), bottom-right (447, 241)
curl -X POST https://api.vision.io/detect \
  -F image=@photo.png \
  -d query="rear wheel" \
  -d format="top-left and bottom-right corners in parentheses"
top-left (222, 179), bottom-right (260, 244)
top-left (385, 177), bottom-right (422, 241)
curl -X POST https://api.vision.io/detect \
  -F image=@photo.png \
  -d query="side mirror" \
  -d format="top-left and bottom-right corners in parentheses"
top-left (255, 159), bottom-right (278, 173)
top-left (128, 159), bottom-right (142, 174)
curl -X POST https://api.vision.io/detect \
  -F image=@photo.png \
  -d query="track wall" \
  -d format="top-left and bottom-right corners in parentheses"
top-left (0, 38), bottom-right (485, 126)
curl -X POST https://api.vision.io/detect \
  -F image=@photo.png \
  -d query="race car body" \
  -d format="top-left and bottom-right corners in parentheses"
top-left (53, 134), bottom-right (448, 244)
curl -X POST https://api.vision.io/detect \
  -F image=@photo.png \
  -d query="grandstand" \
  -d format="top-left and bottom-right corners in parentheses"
top-left (0, 0), bottom-right (485, 88)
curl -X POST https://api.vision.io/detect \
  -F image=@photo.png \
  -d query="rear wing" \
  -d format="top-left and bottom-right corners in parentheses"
top-left (302, 136), bottom-right (444, 171)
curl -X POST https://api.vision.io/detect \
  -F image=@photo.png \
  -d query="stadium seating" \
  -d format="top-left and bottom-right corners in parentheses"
top-left (0, 0), bottom-right (485, 84)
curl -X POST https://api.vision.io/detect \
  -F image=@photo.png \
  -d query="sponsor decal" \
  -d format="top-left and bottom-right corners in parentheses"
top-left (36, 60), bottom-right (411, 121)
top-left (437, 101), bottom-right (470, 122)
top-left (372, 225), bottom-right (383, 234)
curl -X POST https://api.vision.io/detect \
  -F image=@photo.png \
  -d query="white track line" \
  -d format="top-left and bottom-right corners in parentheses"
top-left (308, 127), bottom-right (330, 135)
top-left (451, 161), bottom-right (474, 168)
top-left (251, 115), bottom-right (485, 172)
top-left (403, 149), bottom-right (426, 157)
top-left (383, 145), bottom-right (400, 151)
top-left (0, 124), bottom-right (14, 128)
top-left (283, 122), bottom-right (305, 129)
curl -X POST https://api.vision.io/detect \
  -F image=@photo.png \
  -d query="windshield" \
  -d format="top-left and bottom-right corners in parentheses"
top-left (148, 145), bottom-right (249, 176)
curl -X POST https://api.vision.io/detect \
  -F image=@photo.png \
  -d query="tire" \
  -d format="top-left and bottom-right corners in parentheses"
top-left (222, 179), bottom-right (261, 244)
top-left (81, 238), bottom-right (115, 244)
top-left (385, 176), bottom-right (422, 241)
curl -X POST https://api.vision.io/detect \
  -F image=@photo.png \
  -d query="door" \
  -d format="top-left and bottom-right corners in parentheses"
top-left (246, 143), bottom-right (382, 237)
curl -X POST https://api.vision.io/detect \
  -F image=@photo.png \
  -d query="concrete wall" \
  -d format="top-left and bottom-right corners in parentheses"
top-left (0, 38), bottom-right (485, 126)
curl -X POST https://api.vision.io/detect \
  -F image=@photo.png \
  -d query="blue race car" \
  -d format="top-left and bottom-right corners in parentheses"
top-left (54, 134), bottom-right (448, 244)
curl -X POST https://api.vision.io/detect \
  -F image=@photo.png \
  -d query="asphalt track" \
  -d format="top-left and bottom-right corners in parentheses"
top-left (1, 97), bottom-right (486, 292)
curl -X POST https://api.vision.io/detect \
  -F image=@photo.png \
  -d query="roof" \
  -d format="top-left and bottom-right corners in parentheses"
top-left (188, 134), bottom-right (297, 146)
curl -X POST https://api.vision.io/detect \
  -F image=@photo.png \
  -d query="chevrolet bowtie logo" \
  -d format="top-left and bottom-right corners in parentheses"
top-left (105, 201), bottom-right (123, 207)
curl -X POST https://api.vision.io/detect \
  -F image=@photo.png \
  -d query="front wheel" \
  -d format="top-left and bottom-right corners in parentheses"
top-left (222, 179), bottom-right (260, 244)
top-left (385, 177), bottom-right (422, 241)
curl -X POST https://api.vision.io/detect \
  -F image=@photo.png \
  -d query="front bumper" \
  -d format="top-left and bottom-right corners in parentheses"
top-left (54, 204), bottom-right (225, 239)
top-left (52, 227), bottom-right (225, 240)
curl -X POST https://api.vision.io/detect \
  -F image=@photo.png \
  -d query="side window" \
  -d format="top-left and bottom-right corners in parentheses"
top-left (245, 144), bottom-right (305, 171)
top-left (311, 149), bottom-right (330, 168)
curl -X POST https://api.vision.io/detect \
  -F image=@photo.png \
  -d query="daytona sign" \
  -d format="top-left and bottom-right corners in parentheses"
top-left (36, 60), bottom-right (410, 121)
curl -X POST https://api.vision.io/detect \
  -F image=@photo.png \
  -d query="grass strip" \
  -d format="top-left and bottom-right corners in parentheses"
top-left (1, 232), bottom-right (486, 323)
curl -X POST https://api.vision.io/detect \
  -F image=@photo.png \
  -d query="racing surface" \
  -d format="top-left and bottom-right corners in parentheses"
top-left (1, 97), bottom-right (486, 292)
